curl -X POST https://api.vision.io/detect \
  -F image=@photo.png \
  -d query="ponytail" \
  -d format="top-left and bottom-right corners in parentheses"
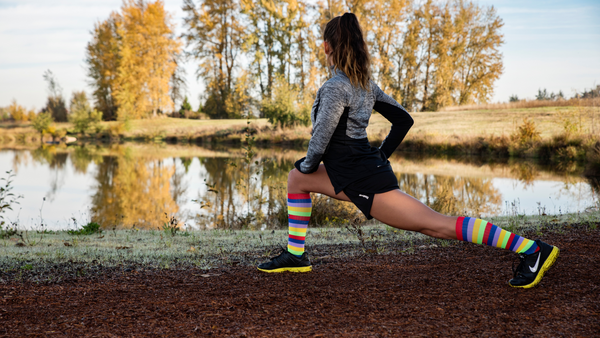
top-left (323, 13), bottom-right (371, 90)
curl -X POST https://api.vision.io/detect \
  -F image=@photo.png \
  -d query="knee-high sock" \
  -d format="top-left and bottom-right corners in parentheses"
top-left (287, 193), bottom-right (311, 257)
top-left (455, 217), bottom-right (539, 255)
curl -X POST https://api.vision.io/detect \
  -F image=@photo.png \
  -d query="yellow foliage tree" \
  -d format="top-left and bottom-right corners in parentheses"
top-left (115, 0), bottom-right (182, 119)
top-left (86, 1), bottom-right (181, 121)
top-left (86, 13), bottom-right (120, 121)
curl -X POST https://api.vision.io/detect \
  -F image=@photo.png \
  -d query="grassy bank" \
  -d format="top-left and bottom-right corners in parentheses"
top-left (2, 209), bottom-right (598, 283)
top-left (1, 105), bottom-right (600, 166)
top-left (0, 118), bottom-right (310, 147)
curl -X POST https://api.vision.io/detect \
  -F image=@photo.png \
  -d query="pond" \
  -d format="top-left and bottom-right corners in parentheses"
top-left (1, 144), bottom-right (598, 230)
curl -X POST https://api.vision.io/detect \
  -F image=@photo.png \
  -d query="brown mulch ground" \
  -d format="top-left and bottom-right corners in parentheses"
top-left (1, 228), bottom-right (599, 337)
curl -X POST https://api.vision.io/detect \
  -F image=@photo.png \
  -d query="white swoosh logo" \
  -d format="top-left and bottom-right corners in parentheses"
top-left (529, 254), bottom-right (541, 273)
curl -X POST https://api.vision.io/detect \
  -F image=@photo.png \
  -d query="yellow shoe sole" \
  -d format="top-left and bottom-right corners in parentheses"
top-left (510, 246), bottom-right (560, 289)
top-left (257, 266), bottom-right (312, 273)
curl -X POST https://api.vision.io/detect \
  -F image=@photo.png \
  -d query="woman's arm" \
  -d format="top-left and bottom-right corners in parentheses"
top-left (295, 81), bottom-right (349, 174)
top-left (373, 84), bottom-right (414, 158)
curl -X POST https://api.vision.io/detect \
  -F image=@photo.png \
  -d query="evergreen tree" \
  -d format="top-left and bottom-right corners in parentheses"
top-left (179, 96), bottom-right (192, 117)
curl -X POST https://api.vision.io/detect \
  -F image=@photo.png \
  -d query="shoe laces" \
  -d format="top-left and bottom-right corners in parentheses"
top-left (512, 254), bottom-right (527, 278)
top-left (268, 245), bottom-right (287, 262)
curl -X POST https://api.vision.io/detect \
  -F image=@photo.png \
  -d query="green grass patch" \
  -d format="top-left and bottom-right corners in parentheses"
top-left (67, 222), bottom-right (102, 235)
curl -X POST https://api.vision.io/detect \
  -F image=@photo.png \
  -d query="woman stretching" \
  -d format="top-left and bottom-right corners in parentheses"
top-left (257, 13), bottom-right (559, 288)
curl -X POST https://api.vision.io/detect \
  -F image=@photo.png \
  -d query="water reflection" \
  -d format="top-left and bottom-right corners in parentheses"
top-left (1, 144), bottom-right (598, 230)
top-left (90, 156), bottom-right (178, 229)
top-left (398, 174), bottom-right (502, 216)
top-left (31, 146), bottom-right (68, 202)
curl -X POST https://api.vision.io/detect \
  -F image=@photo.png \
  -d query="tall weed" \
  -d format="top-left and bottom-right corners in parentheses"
top-left (0, 170), bottom-right (21, 229)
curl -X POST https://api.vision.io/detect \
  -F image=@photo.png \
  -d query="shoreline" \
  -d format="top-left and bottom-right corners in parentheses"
top-left (2, 105), bottom-right (600, 167)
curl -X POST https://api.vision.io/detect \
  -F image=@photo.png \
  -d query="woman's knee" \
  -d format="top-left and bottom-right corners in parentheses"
top-left (287, 168), bottom-right (303, 191)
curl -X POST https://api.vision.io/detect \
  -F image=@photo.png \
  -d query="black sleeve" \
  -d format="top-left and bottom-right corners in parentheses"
top-left (372, 85), bottom-right (414, 159)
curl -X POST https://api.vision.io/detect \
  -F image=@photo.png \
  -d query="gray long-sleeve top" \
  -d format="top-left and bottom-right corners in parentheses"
top-left (295, 69), bottom-right (414, 193)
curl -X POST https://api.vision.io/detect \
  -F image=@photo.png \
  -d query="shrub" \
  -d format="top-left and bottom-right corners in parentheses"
top-left (69, 91), bottom-right (103, 135)
top-left (162, 215), bottom-right (180, 236)
top-left (27, 110), bottom-right (36, 121)
top-left (67, 222), bottom-right (102, 235)
top-left (261, 77), bottom-right (310, 128)
top-left (0, 107), bottom-right (9, 121)
top-left (512, 118), bottom-right (541, 145)
top-left (31, 112), bottom-right (54, 141)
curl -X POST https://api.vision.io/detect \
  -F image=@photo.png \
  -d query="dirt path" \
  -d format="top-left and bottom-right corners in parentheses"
top-left (1, 228), bottom-right (599, 337)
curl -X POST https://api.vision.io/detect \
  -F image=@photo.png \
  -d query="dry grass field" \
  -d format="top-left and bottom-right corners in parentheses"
top-left (368, 105), bottom-right (600, 140)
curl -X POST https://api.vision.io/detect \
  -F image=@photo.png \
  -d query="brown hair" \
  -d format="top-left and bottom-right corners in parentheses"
top-left (323, 13), bottom-right (371, 90)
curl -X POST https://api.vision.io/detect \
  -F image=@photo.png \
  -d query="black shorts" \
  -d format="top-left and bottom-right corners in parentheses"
top-left (343, 170), bottom-right (399, 220)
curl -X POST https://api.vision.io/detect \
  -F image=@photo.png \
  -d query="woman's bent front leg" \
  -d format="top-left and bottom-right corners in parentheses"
top-left (257, 164), bottom-right (348, 273)
top-left (285, 164), bottom-right (349, 258)
top-left (287, 164), bottom-right (350, 201)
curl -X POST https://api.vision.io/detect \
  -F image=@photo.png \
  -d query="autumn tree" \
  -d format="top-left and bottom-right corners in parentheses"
top-left (86, 1), bottom-right (182, 120)
top-left (115, 0), bottom-right (182, 119)
top-left (183, 0), bottom-right (247, 118)
top-left (250, 0), bottom-right (503, 113)
top-left (368, 0), bottom-right (410, 97)
top-left (86, 12), bottom-right (120, 121)
top-left (396, 10), bottom-right (422, 111)
top-left (452, 1), bottom-right (504, 105)
top-left (242, 0), bottom-right (324, 122)
top-left (261, 75), bottom-right (310, 127)
top-left (87, 0), bottom-right (504, 120)
top-left (397, 0), bottom-right (504, 111)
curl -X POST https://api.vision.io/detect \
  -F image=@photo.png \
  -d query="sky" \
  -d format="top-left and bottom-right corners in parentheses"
top-left (0, 0), bottom-right (599, 111)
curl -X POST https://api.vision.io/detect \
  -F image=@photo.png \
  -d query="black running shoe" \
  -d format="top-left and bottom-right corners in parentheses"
top-left (509, 239), bottom-right (559, 288)
top-left (257, 247), bottom-right (312, 273)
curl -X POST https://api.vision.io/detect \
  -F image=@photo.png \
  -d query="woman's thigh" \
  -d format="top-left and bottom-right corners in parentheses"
top-left (288, 164), bottom-right (351, 202)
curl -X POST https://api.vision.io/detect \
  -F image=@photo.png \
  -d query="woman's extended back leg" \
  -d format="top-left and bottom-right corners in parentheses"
top-left (370, 189), bottom-right (560, 288)
top-left (370, 190), bottom-right (458, 239)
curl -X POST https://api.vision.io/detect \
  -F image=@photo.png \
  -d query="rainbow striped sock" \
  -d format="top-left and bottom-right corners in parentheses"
top-left (287, 193), bottom-right (311, 257)
top-left (455, 217), bottom-right (539, 254)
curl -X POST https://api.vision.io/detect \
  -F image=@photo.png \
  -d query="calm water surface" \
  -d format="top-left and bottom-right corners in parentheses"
top-left (1, 144), bottom-right (598, 230)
